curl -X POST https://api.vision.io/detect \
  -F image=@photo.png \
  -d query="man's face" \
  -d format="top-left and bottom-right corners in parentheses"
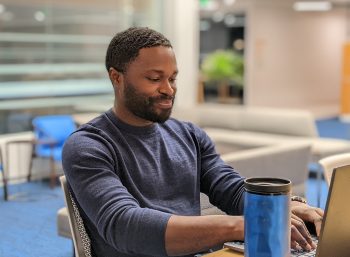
top-left (123, 78), bottom-right (175, 123)
top-left (116, 46), bottom-right (178, 124)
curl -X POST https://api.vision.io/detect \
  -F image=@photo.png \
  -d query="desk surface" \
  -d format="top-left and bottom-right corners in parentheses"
top-left (206, 248), bottom-right (243, 257)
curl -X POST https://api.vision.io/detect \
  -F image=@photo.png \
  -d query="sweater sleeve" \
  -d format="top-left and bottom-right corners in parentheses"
top-left (193, 125), bottom-right (245, 215)
top-left (62, 130), bottom-right (171, 256)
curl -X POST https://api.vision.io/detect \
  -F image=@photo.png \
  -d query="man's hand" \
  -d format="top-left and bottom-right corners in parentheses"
top-left (290, 201), bottom-right (324, 251)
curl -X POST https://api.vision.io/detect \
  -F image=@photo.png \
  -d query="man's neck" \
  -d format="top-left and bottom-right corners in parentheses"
top-left (112, 106), bottom-right (154, 127)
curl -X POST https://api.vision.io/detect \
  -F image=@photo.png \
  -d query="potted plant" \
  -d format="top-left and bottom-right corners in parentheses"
top-left (200, 49), bottom-right (244, 103)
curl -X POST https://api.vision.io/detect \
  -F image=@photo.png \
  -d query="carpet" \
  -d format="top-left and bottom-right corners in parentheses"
top-left (0, 181), bottom-right (72, 257)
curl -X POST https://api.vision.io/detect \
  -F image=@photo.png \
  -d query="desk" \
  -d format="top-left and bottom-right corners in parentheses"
top-left (206, 248), bottom-right (243, 257)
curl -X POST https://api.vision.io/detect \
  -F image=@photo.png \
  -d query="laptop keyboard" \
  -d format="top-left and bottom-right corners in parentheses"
top-left (223, 236), bottom-right (318, 257)
top-left (291, 249), bottom-right (316, 257)
top-left (291, 236), bottom-right (318, 257)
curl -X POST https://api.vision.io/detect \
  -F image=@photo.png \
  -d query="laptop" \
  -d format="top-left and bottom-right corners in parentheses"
top-left (224, 164), bottom-right (350, 257)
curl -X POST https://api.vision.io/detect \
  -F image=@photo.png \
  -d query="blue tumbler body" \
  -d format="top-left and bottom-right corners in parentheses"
top-left (244, 178), bottom-right (291, 257)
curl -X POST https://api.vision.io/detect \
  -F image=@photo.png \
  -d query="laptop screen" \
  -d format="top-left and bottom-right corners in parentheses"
top-left (316, 164), bottom-right (350, 257)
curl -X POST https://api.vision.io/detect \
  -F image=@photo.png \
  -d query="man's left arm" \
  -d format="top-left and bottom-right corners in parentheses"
top-left (193, 125), bottom-right (245, 215)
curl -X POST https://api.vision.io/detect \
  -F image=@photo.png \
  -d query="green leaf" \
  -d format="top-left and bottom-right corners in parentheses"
top-left (201, 50), bottom-right (244, 85)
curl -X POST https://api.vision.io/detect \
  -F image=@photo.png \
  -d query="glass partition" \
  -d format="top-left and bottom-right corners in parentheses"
top-left (0, 0), bottom-right (163, 133)
top-left (0, 0), bottom-right (163, 98)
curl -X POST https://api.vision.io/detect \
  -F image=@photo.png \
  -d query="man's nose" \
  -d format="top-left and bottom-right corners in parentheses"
top-left (159, 80), bottom-right (175, 96)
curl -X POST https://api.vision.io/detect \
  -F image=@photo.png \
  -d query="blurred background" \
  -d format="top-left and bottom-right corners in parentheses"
top-left (1, 0), bottom-right (350, 256)
top-left (2, 0), bottom-right (350, 134)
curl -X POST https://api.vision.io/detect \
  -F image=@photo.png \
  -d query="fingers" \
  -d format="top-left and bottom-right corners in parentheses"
top-left (314, 216), bottom-right (323, 237)
top-left (291, 240), bottom-right (301, 251)
top-left (291, 214), bottom-right (316, 251)
top-left (291, 205), bottom-right (324, 238)
top-left (304, 207), bottom-right (324, 237)
top-left (314, 207), bottom-right (324, 217)
top-left (291, 225), bottom-right (312, 251)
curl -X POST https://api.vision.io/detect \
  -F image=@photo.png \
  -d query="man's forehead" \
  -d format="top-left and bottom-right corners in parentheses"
top-left (130, 46), bottom-right (177, 71)
top-left (137, 46), bottom-right (174, 57)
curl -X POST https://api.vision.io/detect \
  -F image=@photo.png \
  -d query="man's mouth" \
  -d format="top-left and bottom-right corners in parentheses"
top-left (155, 99), bottom-right (173, 108)
top-left (151, 96), bottom-right (174, 109)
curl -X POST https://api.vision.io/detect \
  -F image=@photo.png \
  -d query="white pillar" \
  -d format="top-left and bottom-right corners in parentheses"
top-left (162, 0), bottom-right (199, 108)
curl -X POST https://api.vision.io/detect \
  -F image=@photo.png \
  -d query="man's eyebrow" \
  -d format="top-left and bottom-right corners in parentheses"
top-left (145, 69), bottom-right (179, 75)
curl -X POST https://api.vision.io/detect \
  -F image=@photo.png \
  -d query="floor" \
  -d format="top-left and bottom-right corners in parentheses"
top-left (0, 181), bottom-right (72, 257)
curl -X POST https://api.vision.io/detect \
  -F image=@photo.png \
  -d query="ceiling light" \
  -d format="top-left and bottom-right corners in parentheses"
top-left (224, 14), bottom-right (236, 27)
top-left (34, 11), bottom-right (46, 22)
top-left (233, 39), bottom-right (244, 51)
top-left (212, 11), bottom-right (224, 23)
top-left (223, 0), bottom-right (236, 6)
top-left (0, 4), bottom-right (6, 14)
top-left (293, 1), bottom-right (332, 12)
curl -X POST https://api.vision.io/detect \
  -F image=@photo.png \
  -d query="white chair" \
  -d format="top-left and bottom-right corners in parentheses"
top-left (0, 147), bottom-right (7, 200)
top-left (319, 152), bottom-right (350, 186)
top-left (60, 176), bottom-right (92, 257)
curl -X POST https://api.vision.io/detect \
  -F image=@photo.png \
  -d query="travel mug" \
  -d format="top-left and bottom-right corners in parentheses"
top-left (244, 177), bottom-right (291, 257)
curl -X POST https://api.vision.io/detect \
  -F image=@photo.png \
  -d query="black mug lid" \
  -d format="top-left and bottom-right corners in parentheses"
top-left (244, 177), bottom-right (291, 194)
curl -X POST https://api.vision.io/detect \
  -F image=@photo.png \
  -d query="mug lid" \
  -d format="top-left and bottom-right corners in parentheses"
top-left (244, 177), bottom-right (291, 194)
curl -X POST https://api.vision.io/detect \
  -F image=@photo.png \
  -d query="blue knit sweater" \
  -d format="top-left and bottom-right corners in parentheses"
top-left (62, 109), bottom-right (245, 257)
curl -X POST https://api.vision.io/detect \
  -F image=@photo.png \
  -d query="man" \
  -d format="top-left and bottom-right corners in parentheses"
top-left (62, 27), bottom-right (323, 257)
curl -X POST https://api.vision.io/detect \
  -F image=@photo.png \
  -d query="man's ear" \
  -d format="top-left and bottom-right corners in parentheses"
top-left (108, 67), bottom-right (123, 88)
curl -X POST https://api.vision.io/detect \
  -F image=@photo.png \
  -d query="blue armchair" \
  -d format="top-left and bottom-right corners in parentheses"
top-left (31, 115), bottom-right (76, 187)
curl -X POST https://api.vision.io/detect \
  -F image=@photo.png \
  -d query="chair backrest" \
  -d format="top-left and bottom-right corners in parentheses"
top-left (0, 146), bottom-right (3, 172)
top-left (0, 145), bottom-right (4, 184)
top-left (0, 147), bottom-right (5, 200)
top-left (0, 145), bottom-right (5, 181)
top-left (33, 115), bottom-right (76, 142)
top-left (221, 142), bottom-right (312, 196)
top-left (60, 176), bottom-right (92, 257)
top-left (32, 115), bottom-right (76, 158)
top-left (319, 153), bottom-right (350, 186)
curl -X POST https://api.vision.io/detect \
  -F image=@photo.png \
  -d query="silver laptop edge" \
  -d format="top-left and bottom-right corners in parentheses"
top-left (316, 164), bottom-right (350, 257)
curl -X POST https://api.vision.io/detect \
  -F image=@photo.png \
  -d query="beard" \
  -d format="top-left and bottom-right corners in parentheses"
top-left (123, 81), bottom-right (175, 123)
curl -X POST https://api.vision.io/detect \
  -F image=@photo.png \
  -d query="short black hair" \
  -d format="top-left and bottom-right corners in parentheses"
top-left (105, 27), bottom-right (172, 73)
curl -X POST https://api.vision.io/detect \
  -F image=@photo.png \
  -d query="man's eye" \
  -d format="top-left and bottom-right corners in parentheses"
top-left (169, 78), bottom-right (177, 83)
top-left (147, 77), bottom-right (160, 82)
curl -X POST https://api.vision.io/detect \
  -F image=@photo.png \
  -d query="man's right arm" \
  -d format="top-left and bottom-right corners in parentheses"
top-left (165, 215), bottom-right (244, 256)
top-left (63, 131), bottom-right (171, 256)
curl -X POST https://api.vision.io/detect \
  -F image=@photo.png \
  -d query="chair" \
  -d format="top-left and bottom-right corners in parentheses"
top-left (319, 152), bottom-right (350, 186)
top-left (0, 147), bottom-right (7, 201)
top-left (1, 139), bottom-right (33, 201)
top-left (60, 176), bottom-right (92, 257)
top-left (31, 115), bottom-right (76, 187)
